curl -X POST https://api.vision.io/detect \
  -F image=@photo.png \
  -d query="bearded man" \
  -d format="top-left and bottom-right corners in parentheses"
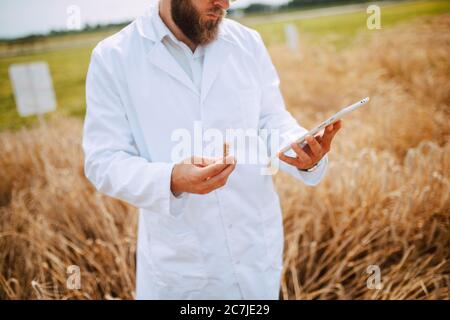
top-left (83, 0), bottom-right (341, 300)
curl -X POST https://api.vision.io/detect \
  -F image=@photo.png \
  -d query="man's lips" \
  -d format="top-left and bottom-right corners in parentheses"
top-left (206, 13), bottom-right (220, 19)
top-left (205, 9), bottom-right (224, 19)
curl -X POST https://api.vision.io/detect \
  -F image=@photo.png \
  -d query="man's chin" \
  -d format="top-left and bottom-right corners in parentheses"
top-left (198, 30), bottom-right (219, 45)
top-left (197, 20), bottom-right (222, 45)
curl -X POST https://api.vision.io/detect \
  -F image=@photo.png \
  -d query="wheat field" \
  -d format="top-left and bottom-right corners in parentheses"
top-left (0, 14), bottom-right (449, 300)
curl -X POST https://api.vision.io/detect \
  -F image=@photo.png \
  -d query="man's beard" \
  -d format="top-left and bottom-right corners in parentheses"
top-left (171, 0), bottom-right (226, 45)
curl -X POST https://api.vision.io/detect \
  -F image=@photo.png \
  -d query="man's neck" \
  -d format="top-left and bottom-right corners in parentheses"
top-left (159, 0), bottom-right (197, 52)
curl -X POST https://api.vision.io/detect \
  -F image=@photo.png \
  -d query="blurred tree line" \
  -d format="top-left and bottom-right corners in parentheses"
top-left (0, 22), bottom-right (129, 44)
top-left (240, 0), bottom-right (392, 14)
top-left (1, 0), bottom-right (393, 43)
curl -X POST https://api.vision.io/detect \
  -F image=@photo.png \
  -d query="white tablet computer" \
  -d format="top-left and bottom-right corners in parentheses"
top-left (272, 97), bottom-right (370, 161)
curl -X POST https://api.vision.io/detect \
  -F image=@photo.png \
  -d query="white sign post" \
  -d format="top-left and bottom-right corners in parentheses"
top-left (284, 24), bottom-right (300, 54)
top-left (8, 61), bottom-right (57, 125)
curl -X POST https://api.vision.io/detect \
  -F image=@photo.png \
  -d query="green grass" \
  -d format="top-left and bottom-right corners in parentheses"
top-left (0, 46), bottom-right (93, 130)
top-left (0, 0), bottom-right (449, 131)
top-left (252, 0), bottom-right (450, 46)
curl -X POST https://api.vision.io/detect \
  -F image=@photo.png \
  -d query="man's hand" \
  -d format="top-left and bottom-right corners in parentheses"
top-left (278, 120), bottom-right (342, 170)
top-left (171, 156), bottom-right (237, 195)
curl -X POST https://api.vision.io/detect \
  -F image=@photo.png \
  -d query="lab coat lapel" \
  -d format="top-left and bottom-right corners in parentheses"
top-left (147, 41), bottom-right (199, 95)
top-left (201, 36), bottom-right (233, 104)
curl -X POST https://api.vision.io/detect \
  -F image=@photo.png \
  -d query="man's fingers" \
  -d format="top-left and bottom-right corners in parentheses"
top-left (185, 155), bottom-right (231, 167)
top-left (279, 152), bottom-right (305, 168)
top-left (201, 161), bottom-right (237, 192)
top-left (197, 155), bottom-right (236, 180)
top-left (185, 156), bottom-right (217, 167)
top-left (291, 142), bottom-right (312, 164)
top-left (305, 135), bottom-right (322, 157)
top-left (321, 120), bottom-right (342, 150)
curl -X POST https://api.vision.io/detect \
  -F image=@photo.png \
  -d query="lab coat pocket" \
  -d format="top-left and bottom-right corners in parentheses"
top-left (147, 218), bottom-right (208, 290)
top-left (258, 197), bottom-right (284, 270)
top-left (239, 88), bottom-right (261, 129)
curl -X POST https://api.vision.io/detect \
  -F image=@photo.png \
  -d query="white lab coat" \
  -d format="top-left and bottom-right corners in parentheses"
top-left (83, 4), bottom-right (328, 300)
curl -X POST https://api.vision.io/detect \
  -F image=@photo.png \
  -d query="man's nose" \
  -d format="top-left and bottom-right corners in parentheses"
top-left (212, 0), bottom-right (230, 10)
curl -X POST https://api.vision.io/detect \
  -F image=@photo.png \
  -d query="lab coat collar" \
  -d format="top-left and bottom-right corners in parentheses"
top-left (144, 5), bottom-right (200, 95)
top-left (136, 2), bottom-right (235, 101)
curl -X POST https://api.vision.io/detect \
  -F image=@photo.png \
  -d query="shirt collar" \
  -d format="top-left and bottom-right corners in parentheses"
top-left (152, 3), bottom-right (206, 57)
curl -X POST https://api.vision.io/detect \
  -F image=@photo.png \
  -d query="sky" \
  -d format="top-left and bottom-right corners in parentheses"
top-left (0, 0), bottom-right (290, 39)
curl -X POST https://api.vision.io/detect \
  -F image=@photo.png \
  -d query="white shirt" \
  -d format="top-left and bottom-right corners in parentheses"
top-left (152, 9), bottom-right (205, 92)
